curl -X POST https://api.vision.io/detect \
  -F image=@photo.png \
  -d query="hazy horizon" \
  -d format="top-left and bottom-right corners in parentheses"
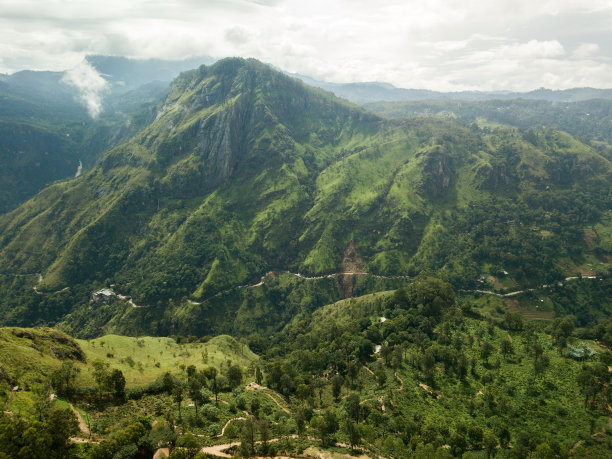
top-left (1, 0), bottom-right (611, 92)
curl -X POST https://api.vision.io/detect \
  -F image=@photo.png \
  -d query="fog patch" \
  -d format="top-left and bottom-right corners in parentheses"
top-left (61, 60), bottom-right (109, 118)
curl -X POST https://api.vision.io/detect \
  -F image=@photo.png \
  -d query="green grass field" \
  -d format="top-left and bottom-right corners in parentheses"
top-left (77, 334), bottom-right (258, 386)
top-left (0, 328), bottom-right (258, 391)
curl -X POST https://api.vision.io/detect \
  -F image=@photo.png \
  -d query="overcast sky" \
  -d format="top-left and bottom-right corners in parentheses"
top-left (1, 0), bottom-right (611, 91)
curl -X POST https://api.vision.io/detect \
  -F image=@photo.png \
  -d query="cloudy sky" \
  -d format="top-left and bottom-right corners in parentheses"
top-left (1, 0), bottom-right (611, 91)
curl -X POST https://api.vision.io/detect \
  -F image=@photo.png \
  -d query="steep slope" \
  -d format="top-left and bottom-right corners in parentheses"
top-left (0, 58), bottom-right (610, 338)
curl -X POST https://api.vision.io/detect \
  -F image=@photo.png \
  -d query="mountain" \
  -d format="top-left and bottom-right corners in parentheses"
top-left (286, 72), bottom-right (612, 104)
top-left (365, 98), bottom-right (612, 147)
top-left (0, 58), bottom-right (610, 339)
top-left (3, 55), bottom-right (610, 215)
top-left (0, 76), bottom-right (163, 213)
top-left (0, 56), bottom-right (217, 214)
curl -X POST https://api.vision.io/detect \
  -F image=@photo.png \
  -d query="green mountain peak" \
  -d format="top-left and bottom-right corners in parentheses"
top-left (0, 60), bottom-right (610, 339)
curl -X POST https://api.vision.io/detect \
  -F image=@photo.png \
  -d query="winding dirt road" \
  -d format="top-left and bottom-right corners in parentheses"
top-left (461, 276), bottom-right (601, 298)
top-left (217, 417), bottom-right (246, 437)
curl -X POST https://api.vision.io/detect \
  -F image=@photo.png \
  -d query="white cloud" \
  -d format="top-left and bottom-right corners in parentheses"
top-left (0, 0), bottom-right (611, 91)
top-left (573, 43), bottom-right (600, 58)
top-left (61, 60), bottom-right (109, 118)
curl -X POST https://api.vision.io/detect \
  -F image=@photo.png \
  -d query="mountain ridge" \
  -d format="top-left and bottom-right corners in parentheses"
top-left (285, 70), bottom-right (612, 103)
top-left (0, 58), bottom-right (610, 338)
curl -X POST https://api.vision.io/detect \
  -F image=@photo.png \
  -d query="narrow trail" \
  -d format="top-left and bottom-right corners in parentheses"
top-left (570, 440), bottom-right (584, 453)
top-left (10, 272), bottom-right (142, 306)
top-left (362, 365), bottom-right (375, 377)
top-left (157, 271), bottom-right (606, 310)
top-left (418, 383), bottom-right (442, 398)
top-left (33, 273), bottom-right (43, 294)
top-left (393, 372), bottom-right (404, 391)
top-left (360, 396), bottom-right (385, 413)
top-left (265, 392), bottom-right (291, 414)
top-left (3, 386), bottom-right (18, 414)
top-left (153, 448), bottom-right (170, 459)
top-left (28, 273), bottom-right (70, 295)
top-left (217, 417), bottom-right (246, 437)
top-left (114, 292), bottom-right (144, 308)
top-left (200, 442), bottom-right (238, 458)
top-left (16, 268), bottom-right (604, 313)
top-left (188, 270), bottom-right (410, 305)
top-left (70, 403), bottom-right (91, 439)
top-left (570, 412), bottom-right (612, 455)
top-left (200, 434), bottom-right (380, 458)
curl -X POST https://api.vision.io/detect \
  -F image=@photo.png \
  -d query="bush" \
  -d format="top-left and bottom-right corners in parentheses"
top-left (236, 395), bottom-right (247, 410)
top-left (202, 404), bottom-right (220, 421)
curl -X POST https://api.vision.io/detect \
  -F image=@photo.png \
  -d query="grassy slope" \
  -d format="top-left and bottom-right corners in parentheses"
top-left (77, 334), bottom-right (257, 386)
top-left (0, 327), bottom-right (257, 391)
top-left (1, 286), bottom-right (611, 457)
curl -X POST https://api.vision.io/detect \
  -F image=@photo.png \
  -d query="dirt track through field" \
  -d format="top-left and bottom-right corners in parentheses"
top-left (217, 417), bottom-right (246, 437)
top-left (70, 403), bottom-right (90, 437)
top-left (393, 372), bottom-right (404, 391)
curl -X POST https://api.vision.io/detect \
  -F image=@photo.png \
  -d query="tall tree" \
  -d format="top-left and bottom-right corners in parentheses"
top-left (173, 384), bottom-right (184, 420)
top-left (343, 418), bottom-right (361, 450)
top-left (239, 417), bottom-right (256, 457)
top-left (109, 369), bottom-right (126, 401)
top-left (188, 379), bottom-right (204, 417)
top-left (227, 365), bottom-right (243, 389)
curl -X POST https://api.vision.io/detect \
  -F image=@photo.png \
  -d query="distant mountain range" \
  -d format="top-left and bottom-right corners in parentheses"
top-left (287, 71), bottom-right (612, 104)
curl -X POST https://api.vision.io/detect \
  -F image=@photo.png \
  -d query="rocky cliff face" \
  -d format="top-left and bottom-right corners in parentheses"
top-left (477, 162), bottom-right (512, 190)
top-left (418, 145), bottom-right (456, 198)
top-left (197, 105), bottom-right (239, 188)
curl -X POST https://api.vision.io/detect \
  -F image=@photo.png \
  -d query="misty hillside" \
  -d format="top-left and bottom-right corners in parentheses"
top-left (3, 2), bottom-right (612, 457)
top-left (0, 56), bottom-right (216, 214)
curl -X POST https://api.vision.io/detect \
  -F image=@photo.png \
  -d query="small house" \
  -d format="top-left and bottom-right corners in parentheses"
top-left (92, 288), bottom-right (116, 302)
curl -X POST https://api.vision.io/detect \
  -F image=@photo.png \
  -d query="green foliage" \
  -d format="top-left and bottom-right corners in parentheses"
top-left (0, 59), bottom-right (609, 339)
top-left (0, 407), bottom-right (78, 458)
top-left (1, 277), bottom-right (611, 457)
top-left (0, 59), bottom-right (611, 458)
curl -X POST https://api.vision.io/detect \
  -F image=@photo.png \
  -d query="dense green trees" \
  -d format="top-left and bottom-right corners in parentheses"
top-left (1, 273), bottom-right (610, 457)
top-left (89, 360), bottom-right (126, 402)
top-left (50, 361), bottom-right (80, 396)
top-left (0, 408), bottom-right (78, 458)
